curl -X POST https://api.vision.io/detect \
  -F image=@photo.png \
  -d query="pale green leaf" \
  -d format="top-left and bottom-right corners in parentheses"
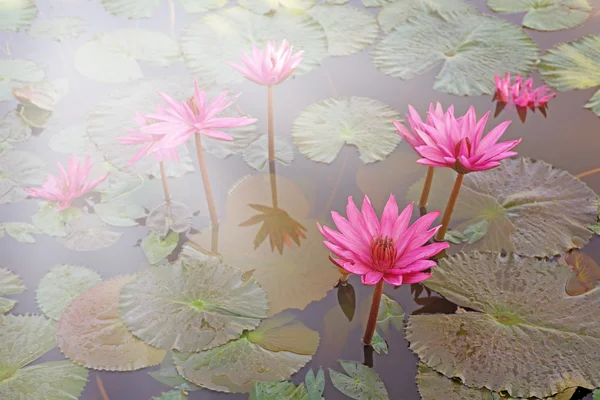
top-left (329, 360), bottom-right (389, 399)
top-left (94, 201), bottom-right (146, 227)
top-left (377, 0), bottom-right (477, 33)
top-left (0, 315), bottom-right (55, 371)
top-left (32, 204), bottom-right (70, 237)
top-left (0, 59), bottom-right (44, 102)
top-left (13, 78), bottom-right (69, 111)
top-left (101, 0), bottom-right (226, 18)
top-left (362, 0), bottom-right (390, 7)
top-left (152, 390), bottom-right (188, 400)
top-left (0, 298), bottom-right (16, 314)
top-left (0, 150), bottom-right (46, 204)
top-left (28, 17), bottom-right (87, 42)
top-left (377, 294), bottom-right (404, 332)
top-left (47, 124), bottom-right (90, 154)
top-left (370, 331), bottom-right (388, 355)
top-left (586, 89), bottom-right (600, 116)
top-left (292, 97), bottom-right (401, 164)
top-left (487, 0), bottom-right (591, 31)
top-left (146, 201), bottom-right (192, 237)
top-left (177, 0), bottom-right (228, 13)
top-left (148, 352), bottom-right (200, 391)
top-left (594, 389), bottom-right (600, 400)
top-left (2, 222), bottom-right (39, 243)
top-left (59, 214), bottom-right (122, 251)
top-left (243, 135), bottom-right (294, 171)
top-left (589, 224), bottom-right (600, 235)
top-left (250, 381), bottom-right (310, 399)
top-left (0, 268), bottom-right (25, 314)
top-left (0, 0), bottom-right (37, 32)
top-left (444, 230), bottom-right (465, 244)
top-left (0, 111), bottom-right (31, 144)
top-left (141, 231), bottom-right (179, 264)
top-left (237, 0), bottom-right (315, 14)
top-left (461, 219), bottom-right (488, 244)
top-left (305, 368), bottom-right (325, 400)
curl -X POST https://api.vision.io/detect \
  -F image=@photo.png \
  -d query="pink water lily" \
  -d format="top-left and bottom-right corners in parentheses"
top-left (413, 106), bottom-right (521, 174)
top-left (393, 103), bottom-right (455, 154)
top-left (227, 40), bottom-right (304, 86)
top-left (495, 73), bottom-right (556, 110)
top-left (319, 195), bottom-right (448, 286)
top-left (25, 155), bottom-right (108, 211)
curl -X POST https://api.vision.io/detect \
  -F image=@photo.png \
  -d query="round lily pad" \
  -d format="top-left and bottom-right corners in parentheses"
top-left (0, 111), bottom-right (31, 144)
top-left (377, 0), bottom-right (477, 33)
top-left (539, 35), bottom-right (600, 117)
top-left (0, 150), bottom-right (47, 204)
top-left (56, 276), bottom-right (167, 371)
top-left (307, 5), bottom-right (379, 56)
top-left (59, 214), bottom-right (122, 252)
top-left (407, 251), bottom-right (600, 398)
top-left (237, 0), bottom-right (315, 14)
top-left (1, 222), bottom-right (40, 243)
top-left (372, 12), bottom-right (539, 95)
top-left (292, 97), bottom-right (401, 164)
top-left (486, 0), bottom-right (592, 31)
top-left (37, 264), bottom-right (103, 320)
top-left (119, 255), bottom-right (268, 351)
top-left (28, 17), bottom-right (87, 42)
top-left (13, 79), bottom-right (70, 112)
top-left (0, 59), bottom-right (44, 102)
top-left (94, 201), bottom-right (146, 227)
top-left (0, 0), bottom-right (37, 32)
top-left (180, 6), bottom-right (327, 85)
top-left (141, 231), bottom-right (179, 264)
top-left (0, 268), bottom-right (25, 314)
top-left (146, 201), bottom-right (193, 237)
top-left (173, 312), bottom-right (319, 393)
top-left (329, 360), bottom-right (390, 399)
top-left (74, 29), bottom-right (180, 83)
top-left (242, 135), bottom-right (294, 171)
top-left (101, 0), bottom-right (226, 18)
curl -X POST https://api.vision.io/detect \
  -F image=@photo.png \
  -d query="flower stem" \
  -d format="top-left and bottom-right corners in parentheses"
top-left (419, 166), bottom-right (435, 208)
top-left (194, 133), bottom-right (219, 228)
top-left (159, 161), bottom-right (171, 203)
top-left (267, 85), bottom-right (275, 162)
top-left (268, 160), bottom-right (278, 208)
top-left (362, 280), bottom-right (384, 345)
top-left (435, 173), bottom-right (464, 241)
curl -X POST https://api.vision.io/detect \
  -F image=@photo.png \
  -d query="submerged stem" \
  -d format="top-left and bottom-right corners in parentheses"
top-left (419, 166), bottom-right (435, 208)
top-left (362, 280), bottom-right (384, 345)
top-left (159, 161), bottom-right (171, 203)
top-left (194, 133), bottom-right (219, 228)
top-left (269, 160), bottom-right (278, 209)
top-left (268, 85), bottom-right (275, 162)
top-left (435, 173), bottom-right (464, 241)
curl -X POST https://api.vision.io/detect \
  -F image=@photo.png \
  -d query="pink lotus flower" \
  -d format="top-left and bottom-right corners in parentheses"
top-left (140, 79), bottom-right (257, 142)
top-left (494, 73), bottom-right (556, 110)
top-left (412, 106), bottom-right (521, 173)
top-left (393, 103), bottom-right (455, 154)
top-left (318, 195), bottom-right (449, 286)
top-left (227, 40), bottom-right (304, 86)
top-left (25, 155), bottom-right (108, 211)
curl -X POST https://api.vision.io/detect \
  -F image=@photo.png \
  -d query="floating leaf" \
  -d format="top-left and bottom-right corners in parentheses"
top-left (362, 0), bottom-right (390, 7)
top-left (337, 282), bottom-right (356, 321)
top-left (0, 150), bottom-right (47, 204)
top-left (141, 231), bottom-right (179, 264)
top-left (0, 268), bottom-right (25, 314)
top-left (377, 294), bottom-right (404, 333)
top-left (2, 222), bottom-right (40, 243)
top-left (307, 5), bottom-right (379, 56)
top-left (372, 12), bottom-right (538, 96)
top-left (539, 35), bottom-right (600, 117)
top-left (74, 29), bottom-right (180, 83)
top-left (0, 0), bottom-right (37, 32)
top-left (0, 315), bottom-right (55, 370)
top-left (594, 389), bottom-right (600, 400)
top-left (47, 124), bottom-right (90, 154)
top-left (243, 135), bottom-right (294, 171)
top-left (94, 201), bottom-right (146, 227)
top-left (149, 352), bottom-right (200, 391)
top-left (13, 78), bottom-right (70, 127)
top-left (37, 264), bottom-right (103, 320)
top-left (0, 111), bottom-right (32, 144)
top-left (180, 7), bottom-right (327, 85)
top-left (101, 0), bottom-right (226, 18)
top-left (377, 0), bottom-right (477, 33)
top-left (407, 251), bottom-right (600, 398)
top-left (305, 368), bottom-right (325, 400)
top-left (292, 97), bottom-right (401, 164)
top-left (0, 59), bottom-right (44, 102)
top-left (370, 332), bottom-right (388, 355)
top-left (444, 230), bottom-right (465, 244)
top-left (152, 390), bottom-right (188, 400)
top-left (563, 250), bottom-right (600, 296)
top-left (329, 360), bottom-right (389, 400)
top-left (146, 201), bottom-right (193, 237)
top-left (31, 203), bottom-right (77, 237)
top-left (59, 214), bottom-right (122, 251)
top-left (173, 313), bottom-right (319, 393)
top-left (251, 381), bottom-right (310, 400)
top-left (56, 276), bottom-right (167, 371)
top-left (486, 0), bottom-right (591, 31)
top-left (461, 219), bottom-right (488, 244)
top-left (28, 17), bottom-right (87, 42)
top-left (237, 0), bottom-right (315, 14)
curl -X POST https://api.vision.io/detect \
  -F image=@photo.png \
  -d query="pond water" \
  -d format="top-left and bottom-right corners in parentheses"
top-left (2, 0), bottom-right (600, 399)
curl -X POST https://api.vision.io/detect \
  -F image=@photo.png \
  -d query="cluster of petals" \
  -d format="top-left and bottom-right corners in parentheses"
top-left (25, 155), bottom-right (108, 211)
top-left (495, 73), bottom-right (556, 110)
top-left (318, 195), bottom-right (448, 286)
top-left (393, 102), bottom-right (455, 155)
top-left (227, 40), bottom-right (304, 86)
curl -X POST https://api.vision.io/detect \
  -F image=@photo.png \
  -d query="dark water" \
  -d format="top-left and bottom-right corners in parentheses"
top-left (2, 0), bottom-right (600, 399)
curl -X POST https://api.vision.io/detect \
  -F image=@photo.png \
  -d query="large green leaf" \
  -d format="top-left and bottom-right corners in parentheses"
top-left (0, 59), bottom-right (44, 102)
top-left (377, 0), bottom-right (477, 33)
top-left (292, 97), bottom-right (401, 164)
top-left (539, 35), bottom-right (600, 117)
top-left (27, 17), bottom-right (87, 42)
top-left (0, 268), bottom-right (25, 313)
top-left (120, 255), bottom-right (268, 351)
top-left (0, 0), bottom-right (37, 32)
top-left (141, 231), bottom-right (179, 264)
top-left (329, 360), bottom-right (389, 399)
top-left (486, 0), bottom-right (591, 31)
top-left (180, 7), bottom-right (327, 85)
top-left (406, 251), bottom-right (600, 398)
top-left (0, 150), bottom-right (47, 204)
top-left (372, 12), bottom-right (539, 95)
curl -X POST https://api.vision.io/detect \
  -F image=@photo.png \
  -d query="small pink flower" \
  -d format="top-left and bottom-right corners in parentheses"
top-left (25, 155), bottom-right (108, 211)
top-left (393, 103), bottom-right (455, 154)
top-left (227, 40), bottom-right (304, 86)
top-left (140, 79), bottom-right (257, 143)
top-left (494, 73), bottom-right (556, 110)
top-left (413, 106), bottom-right (521, 173)
top-left (318, 195), bottom-right (448, 286)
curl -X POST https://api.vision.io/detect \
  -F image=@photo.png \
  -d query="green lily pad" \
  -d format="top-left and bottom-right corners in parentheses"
top-left (74, 29), bottom-right (180, 83)
top-left (377, 294), bottom-right (404, 333)
top-left (173, 312), bottom-right (319, 393)
top-left (56, 276), bottom-right (167, 371)
top-left (0, 0), bottom-right (37, 32)
top-left (36, 264), bottom-right (103, 320)
top-left (243, 135), bottom-right (294, 171)
top-left (307, 5), bottom-right (379, 56)
top-left (0, 59), bottom-right (45, 102)
top-left (407, 251), bottom-right (600, 398)
top-left (101, 0), bottom-right (226, 18)
top-left (370, 331), bottom-right (388, 355)
top-left (141, 231), bottom-right (179, 264)
top-left (305, 368), bottom-right (325, 400)
top-left (462, 219), bottom-right (488, 245)
top-left (28, 17), bottom-right (87, 42)
top-left (152, 390), bottom-right (188, 400)
top-left (486, 0), bottom-right (591, 31)
top-left (362, 0), bottom-right (390, 7)
top-left (47, 124), bottom-right (90, 154)
top-left (31, 203), bottom-right (81, 237)
top-left (119, 254), bottom-right (268, 351)
top-left (250, 380), bottom-right (310, 400)
top-left (539, 34), bottom-right (600, 117)
top-left (329, 360), bottom-right (389, 399)
top-left (408, 159), bottom-right (598, 257)
top-left (237, 0), bottom-right (315, 14)
top-left (59, 214), bottom-right (122, 252)
top-left (0, 315), bottom-right (55, 370)
top-left (146, 201), bottom-right (193, 237)
top-left (149, 352), bottom-right (201, 391)
top-left (0, 150), bottom-right (47, 204)
top-left (12, 79), bottom-right (69, 112)
top-left (292, 97), bottom-right (401, 164)
top-left (0, 111), bottom-right (32, 144)
top-left (377, 0), bottom-right (477, 33)
top-left (372, 12), bottom-right (539, 95)
top-left (180, 7), bottom-right (327, 85)
top-left (2, 222), bottom-right (40, 243)
top-left (94, 201), bottom-right (146, 227)
top-left (0, 268), bottom-right (25, 314)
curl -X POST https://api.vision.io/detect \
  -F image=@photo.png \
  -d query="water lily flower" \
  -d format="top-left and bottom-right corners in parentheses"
top-left (227, 40), bottom-right (304, 86)
top-left (25, 155), bottom-right (108, 211)
top-left (494, 73), bottom-right (556, 111)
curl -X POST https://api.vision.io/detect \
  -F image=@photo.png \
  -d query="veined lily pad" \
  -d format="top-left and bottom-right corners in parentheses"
top-left (372, 12), bottom-right (539, 96)
top-left (31, 203), bottom-right (83, 237)
top-left (0, 150), bottom-right (47, 204)
top-left (101, 0), bottom-right (227, 18)
top-left (94, 201), bottom-right (146, 227)
top-left (146, 201), bottom-right (192, 237)
top-left (250, 368), bottom-right (324, 400)
top-left (2, 222), bottom-right (39, 243)
top-left (28, 17), bottom-right (87, 42)
top-left (74, 29), bottom-right (180, 83)
top-left (242, 135), bottom-right (294, 171)
top-left (59, 214), bottom-right (122, 252)
top-left (237, 0), bottom-right (315, 15)
top-left (141, 231), bottom-right (179, 264)
top-left (149, 352), bottom-right (200, 392)
top-left (0, 59), bottom-right (45, 102)
top-left (292, 97), bottom-right (401, 164)
top-left (119, 255), bottom-right (268, 351)
top-left (377, 0), bottom-right (477, 33)
top-left (0, 0), bottom-right (37, 32)
top-left (407, 251), bottom-right (600, 398)
top-left (329, 360), bottom-right (389, 399)
top-left (539, 35), bottom-right (600, 117)
top-left (486, 0), bottom-right (592, 31)
top-left (173, 312), bottom-right (319, 393)
top-left (180, 7), bottom-right (327, 85)
top-left (377, 294), bottom-right (404, 333)
top-left (36, 264), bottom-right (102, 320)
top-left (56, 276), bottom-right (167, 371)
top-left (0, 268), bottom-right (25, 313)
top-left (0, 111), bottom-right (31, 144)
